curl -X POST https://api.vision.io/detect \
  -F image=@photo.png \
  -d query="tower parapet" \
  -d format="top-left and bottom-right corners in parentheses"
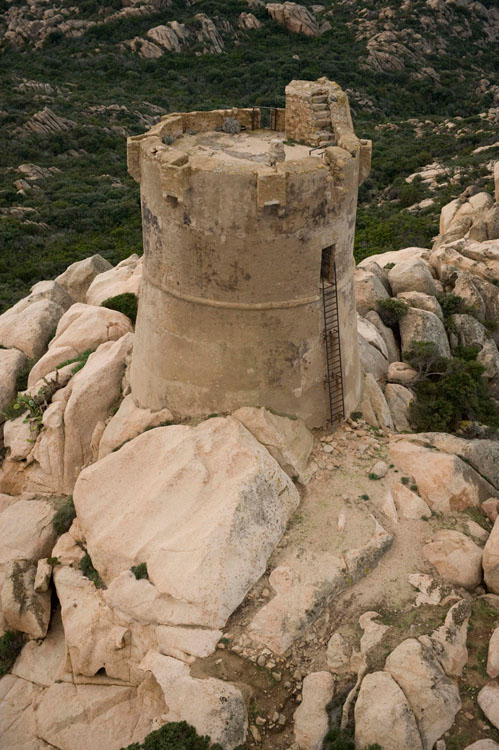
top-left (127, 78), bottom-right (371, 427)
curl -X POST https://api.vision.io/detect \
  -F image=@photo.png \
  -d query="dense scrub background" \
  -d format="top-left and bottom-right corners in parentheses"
top-left (0, 0), bottom-right (498, 311)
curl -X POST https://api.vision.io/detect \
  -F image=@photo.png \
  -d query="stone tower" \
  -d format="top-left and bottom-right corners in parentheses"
top-left (127, 77), bottom-right (371, 428)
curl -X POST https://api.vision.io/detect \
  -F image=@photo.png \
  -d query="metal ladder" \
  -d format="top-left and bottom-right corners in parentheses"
top-left (321, 263), bottom-right (345, 425)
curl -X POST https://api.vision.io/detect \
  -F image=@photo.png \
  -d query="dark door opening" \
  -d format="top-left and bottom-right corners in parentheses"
top-left (321, 245), bottom-right (335, 284)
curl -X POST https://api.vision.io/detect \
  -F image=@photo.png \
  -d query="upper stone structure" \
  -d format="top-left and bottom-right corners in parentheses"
top-left (127, 78), bottom-right (371, 427)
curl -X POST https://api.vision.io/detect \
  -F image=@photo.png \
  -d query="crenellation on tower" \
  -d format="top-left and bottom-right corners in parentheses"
top-left (127, 78), bottom-right (371, 427)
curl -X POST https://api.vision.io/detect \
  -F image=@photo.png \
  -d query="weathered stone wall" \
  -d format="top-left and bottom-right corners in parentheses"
top-left (285, 77), bottom-right (355, 148)
top-left (127, 80), bottom-right (370, 427)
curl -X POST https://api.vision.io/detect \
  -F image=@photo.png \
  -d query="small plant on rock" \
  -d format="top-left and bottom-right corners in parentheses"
top-left (80, 552), bottom-right (104, 589)
top-left (101, 292), bottom-right (138, 324)
top-left (56, 348), bottom-right (94, 374)
top-left (131, 562), bottom-right (148, 580)
top-left (5, 386), bottom-right (50, 440)
top-left (0, 630), bottom-right (25, 676)
top-left (376, 297), bottom-right (409, 327)
top-left (52, 496), bottom-right (76, 536)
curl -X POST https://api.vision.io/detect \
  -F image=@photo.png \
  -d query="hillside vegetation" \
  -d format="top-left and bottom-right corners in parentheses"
top-left (0, 0), bottom-right (498, 310)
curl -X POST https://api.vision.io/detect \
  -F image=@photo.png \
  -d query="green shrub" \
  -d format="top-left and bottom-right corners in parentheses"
top-left (323, 727), bottom-right (355, 749)
top-left (53, 496), bottom-right (76, 536)
top-left (0, 630), bottom-right (25, 676)
top-left (376, 298), bottom-right (409, 327)
top-left (131, 562), bottom-right (148, 580)
top-left (437, 293), bottom-right (466, 318)
top-left (121, 721), bottom-right (223, 750)
top-left (101, 292), bottom-right (138, 324)
top-left (80, 552), bottom-right (104, 589)
top-left (404, 341), bottom-right (499, 433)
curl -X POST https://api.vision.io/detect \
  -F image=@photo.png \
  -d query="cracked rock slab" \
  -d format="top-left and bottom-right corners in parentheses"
top-left (248, 518), bottom-right (392, 655)
top-left (385, 638), bottom-right (461, 750)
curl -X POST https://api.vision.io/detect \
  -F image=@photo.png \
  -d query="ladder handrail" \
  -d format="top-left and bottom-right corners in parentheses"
top-left (321, 263), bottom-right (345, 425)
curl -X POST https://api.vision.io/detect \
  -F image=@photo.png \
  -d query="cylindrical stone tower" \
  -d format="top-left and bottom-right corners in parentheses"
top-left (127, 77), bottom-right (371, 428)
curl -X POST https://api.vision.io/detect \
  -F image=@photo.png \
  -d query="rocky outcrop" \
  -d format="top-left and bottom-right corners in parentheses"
top-left (55, 254), bottom-right (112, 303)
top-left (2, 558), bottom-right (51, 638)
top-left (266, 2), bottom-right (321, 36)
top-left (1, 333), bottom-right (134, 495)
top-left (27, 303), bottom-right (133, 386)
top-left (0, 280), bottom-right (72, 359)
top-left (23, 107), bottom-right (76, 135)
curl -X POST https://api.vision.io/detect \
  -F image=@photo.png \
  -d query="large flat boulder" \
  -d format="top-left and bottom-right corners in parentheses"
top-left (408, 433), bottom-right (499, 491)
top-left (74, 416), bottom-right (299, 628)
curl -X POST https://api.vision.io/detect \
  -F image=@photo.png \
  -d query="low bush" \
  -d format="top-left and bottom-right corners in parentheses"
top-left (404, 341), bottom-right (499, 433)
top-left (0, 630), bottom-right (25, 676)
top-left (121, 721), bottom-right (224, 750)
top-left (376, 297), bottom-right (409, 327)
top-left (131, 562), bottom-right (148, 580)
top-left (437, 293), bottom-right (469, 320)
top-left (53, 496), bottom-right (76, 536)
top-left (323, 727), bottom-right (381, 749)
top-left (80, 552), bottom-right (104, 589)
top-left (101, 292), bottom-right (138, 324)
